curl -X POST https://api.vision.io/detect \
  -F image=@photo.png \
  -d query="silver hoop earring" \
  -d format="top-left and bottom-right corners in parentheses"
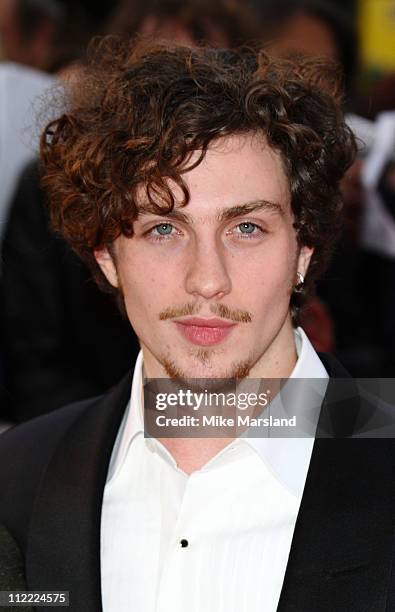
top-left (294, 272), bottom-right (304, 292)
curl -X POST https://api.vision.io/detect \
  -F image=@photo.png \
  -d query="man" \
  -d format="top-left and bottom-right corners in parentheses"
top-left (0, 38), bottom-right (394, 611)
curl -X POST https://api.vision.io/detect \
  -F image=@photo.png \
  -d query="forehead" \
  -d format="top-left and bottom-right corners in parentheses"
top-left (140, 133), bottom-right (291, 219)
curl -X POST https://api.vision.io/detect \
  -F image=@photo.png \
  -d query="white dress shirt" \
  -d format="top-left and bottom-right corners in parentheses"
top-left (101, 327), bottom-right (328, 612)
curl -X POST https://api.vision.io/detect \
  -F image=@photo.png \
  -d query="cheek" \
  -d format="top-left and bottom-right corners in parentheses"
top-left (243, 273), bottom-right (292, 318)
top-left (118, 256), bottom-right (181, 320)
top-left (233, 244), bottom-right (296, 307)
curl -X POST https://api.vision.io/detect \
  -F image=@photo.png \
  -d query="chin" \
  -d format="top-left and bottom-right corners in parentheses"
top-left (160, 352), bottom-right (253, 381)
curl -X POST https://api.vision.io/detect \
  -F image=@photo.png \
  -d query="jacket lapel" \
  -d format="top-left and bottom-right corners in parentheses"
top-left (278, 354), bottom-right (394, 611)
top-left (26, 372), bottom-right (133, 612)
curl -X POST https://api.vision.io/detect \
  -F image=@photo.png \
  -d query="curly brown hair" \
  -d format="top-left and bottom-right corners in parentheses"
top-left (40, 36), bottom-right (356, 323)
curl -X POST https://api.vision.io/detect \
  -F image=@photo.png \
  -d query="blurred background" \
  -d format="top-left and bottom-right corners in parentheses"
top-left (1, 0), bottom-right (395, 428)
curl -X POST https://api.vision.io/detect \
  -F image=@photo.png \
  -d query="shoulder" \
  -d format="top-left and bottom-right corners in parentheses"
top-left (0, 395), bottom-right (102, 549)
top-left (0, 369), bottom-right (132, 551)
top-left (317, 351), bottom-right (351, 378)
top-left (317, 352), bottom-right (395, 447)
top-left (0, 395), bottom-right (101, 464)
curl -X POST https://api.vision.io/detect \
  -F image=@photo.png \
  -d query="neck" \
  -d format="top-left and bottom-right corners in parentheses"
top-left (157, 437), bottom-right (235, 475)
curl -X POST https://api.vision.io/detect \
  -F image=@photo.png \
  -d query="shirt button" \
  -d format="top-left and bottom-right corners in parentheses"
top-left (180, 539), bottom-right (189, 548)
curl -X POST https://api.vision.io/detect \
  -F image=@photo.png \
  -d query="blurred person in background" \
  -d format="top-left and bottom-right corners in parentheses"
top-left (108, 0), bottom-right (258, 48)
top-left (0, 0), bottom-right (114, 72)
top-left (257, 0), bottom-right (358, 103)
top-left (0, 0), bottom-right (117, 235)
top-left (0, 0), bottom-right (260, 424)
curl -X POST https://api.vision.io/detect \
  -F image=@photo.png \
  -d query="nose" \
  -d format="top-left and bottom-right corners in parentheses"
top-left (184, 237), bottom-right (232, 300)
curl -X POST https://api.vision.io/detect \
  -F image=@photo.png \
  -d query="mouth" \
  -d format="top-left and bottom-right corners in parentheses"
top-left (173, 317), bottom-right (237, 346)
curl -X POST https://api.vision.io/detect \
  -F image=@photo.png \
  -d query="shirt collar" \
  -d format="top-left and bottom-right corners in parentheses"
top-left (247, 327), bottom-right (328, 497)
top-left (105, 350), bottom-right (144, 482)
top-left (106, 327), bottom-right (328, 496)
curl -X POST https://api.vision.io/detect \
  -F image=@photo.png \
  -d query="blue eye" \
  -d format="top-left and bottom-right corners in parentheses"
top-left (237, 222), bottom-right (256, 234)
top-left (155, 223), bottom-right (173, 235)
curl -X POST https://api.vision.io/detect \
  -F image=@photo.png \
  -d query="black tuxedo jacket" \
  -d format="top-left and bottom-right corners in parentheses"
top-left (0, 353), bottom-right (394, 611)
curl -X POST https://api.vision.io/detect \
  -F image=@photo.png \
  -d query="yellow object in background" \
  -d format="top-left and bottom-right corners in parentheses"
top-left (359, 0), bottom-right (395, 70)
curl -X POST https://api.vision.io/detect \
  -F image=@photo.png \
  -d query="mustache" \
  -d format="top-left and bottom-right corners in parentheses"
top-left (159, 302), bottom-right (252, 323)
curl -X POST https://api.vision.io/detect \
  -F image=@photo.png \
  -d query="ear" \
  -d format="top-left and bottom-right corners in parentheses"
top-left (296, 245), bottom-right (314, 278)
top-left (94, 248), bottom-right (119, 288)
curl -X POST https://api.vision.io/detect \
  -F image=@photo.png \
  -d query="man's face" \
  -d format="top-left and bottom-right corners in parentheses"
top-left (96, 134), bottom-right (312, 379)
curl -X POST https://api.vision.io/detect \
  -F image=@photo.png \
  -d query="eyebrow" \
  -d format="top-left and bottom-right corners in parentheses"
top-left (217, 200), bottom-right (284, 222)
top-left (138, 200), bottom-right (284, 224)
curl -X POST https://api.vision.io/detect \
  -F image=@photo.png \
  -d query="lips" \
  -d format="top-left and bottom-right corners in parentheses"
top-left (174, 317), bottom-right (236, 346)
